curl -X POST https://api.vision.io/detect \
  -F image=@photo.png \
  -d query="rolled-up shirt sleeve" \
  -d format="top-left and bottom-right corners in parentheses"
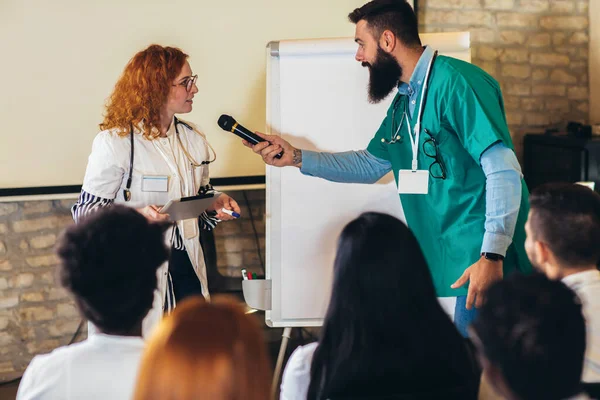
top-left (300, 149), bottom-right (392, 184)
top-left (480, 142), bottom-right (523, 256)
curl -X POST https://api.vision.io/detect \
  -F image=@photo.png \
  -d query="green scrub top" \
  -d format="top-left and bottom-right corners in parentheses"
top-left (367, 56), bottom-right (532, 297)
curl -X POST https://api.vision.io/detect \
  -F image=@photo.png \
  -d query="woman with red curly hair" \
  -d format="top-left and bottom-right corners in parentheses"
top-left (72, 44), bottom-right (241, 337)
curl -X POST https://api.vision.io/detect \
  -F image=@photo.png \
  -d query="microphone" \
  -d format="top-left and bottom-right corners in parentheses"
top-left (217, 114), bottom-right (283, 159)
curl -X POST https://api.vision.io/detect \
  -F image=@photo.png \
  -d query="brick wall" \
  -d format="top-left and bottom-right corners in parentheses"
top-left (420, 0), bottom-right (590, 157)
top-left (214, 190), bottom-right (266, 279)
top-left (0, 190), bottom-right (266, 381)
top-left (0, 201), bottom-right (80, 379)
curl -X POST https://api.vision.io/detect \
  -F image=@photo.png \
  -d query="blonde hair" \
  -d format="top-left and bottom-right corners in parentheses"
top-left (134, 296), bottom-right (272, 400)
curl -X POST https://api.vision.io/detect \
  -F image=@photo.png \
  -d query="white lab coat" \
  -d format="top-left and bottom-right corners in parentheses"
top-left (81, 118), bottom-right (213, 337)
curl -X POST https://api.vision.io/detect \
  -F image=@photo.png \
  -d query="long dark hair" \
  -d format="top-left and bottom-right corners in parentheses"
top-left (307, 212), bottom-right (477, 399)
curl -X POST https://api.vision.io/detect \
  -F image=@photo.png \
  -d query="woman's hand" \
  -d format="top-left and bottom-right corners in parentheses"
top-left (208, 194), bottom-right (241, 221)
top-left (137, 205), bottom-right (170, 222)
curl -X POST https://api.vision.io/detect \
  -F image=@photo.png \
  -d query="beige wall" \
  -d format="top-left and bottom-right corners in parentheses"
top-left (0, 0), bottom-right (366, 189)
top-left (591, 0), bottom-right (600, 123)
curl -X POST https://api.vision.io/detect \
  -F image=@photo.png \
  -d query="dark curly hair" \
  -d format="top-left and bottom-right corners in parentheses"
top-left (56, 205), bottom-right (170, 334)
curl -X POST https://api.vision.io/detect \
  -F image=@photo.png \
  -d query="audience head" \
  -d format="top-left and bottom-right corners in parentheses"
top-left (308, 212), bottom-right (477, 399)
top-left (471, 273), bottom-right (586, 400)
top-left (56, 205), bottom-right (169, 335)
top-left (134, 296), bottom-right (271, 400)
top-left (328, 212), bottom-right (439, 325)
top-left (526, 182), bottom-right (600, 278)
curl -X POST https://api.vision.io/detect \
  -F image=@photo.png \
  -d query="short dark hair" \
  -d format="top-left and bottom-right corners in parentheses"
top-left (529, 182), bottom-right (600, 266)
top-left (56, 205), bottom-right (170, 334)
top-left (472, 273), bottom-right (585, 400)
top-left (348, 0), bottom-right (421, 48)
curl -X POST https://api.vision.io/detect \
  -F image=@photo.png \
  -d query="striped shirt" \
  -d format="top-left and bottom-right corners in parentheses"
top-left (71, 184), bottom-right (220, 250)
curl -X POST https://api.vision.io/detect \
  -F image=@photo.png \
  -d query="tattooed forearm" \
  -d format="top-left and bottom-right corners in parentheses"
top-left (292, 148), bottom-right (302, 166)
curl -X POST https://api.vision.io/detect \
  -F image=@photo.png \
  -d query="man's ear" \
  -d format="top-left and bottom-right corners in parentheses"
top-left (535, 240), bottom-right (551, 266)
top-left (379, 30), bottom-right (396, 53)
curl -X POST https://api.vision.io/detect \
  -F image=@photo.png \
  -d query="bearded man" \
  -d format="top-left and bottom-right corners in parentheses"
top-left (245, 0), bottom-right (531, 336)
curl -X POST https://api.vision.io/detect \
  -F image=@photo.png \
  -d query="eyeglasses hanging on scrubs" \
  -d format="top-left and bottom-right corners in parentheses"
top-left (423, 129), bottom-right (447, 180)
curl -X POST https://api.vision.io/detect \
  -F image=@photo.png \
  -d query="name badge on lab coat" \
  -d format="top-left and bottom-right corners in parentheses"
top-left (398, 170), bottom-right (429, 194)
top-left (182, 218), bottom-right (198, 240)
top-left (141, 176), bottom-right (169, 192)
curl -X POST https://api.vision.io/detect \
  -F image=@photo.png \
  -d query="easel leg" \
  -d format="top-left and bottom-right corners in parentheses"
top-left (271, 327), bottom-right (293, 399)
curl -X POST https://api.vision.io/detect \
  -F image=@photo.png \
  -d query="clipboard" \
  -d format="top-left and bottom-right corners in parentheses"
top-left (160, 192), bottom-right (221, 221)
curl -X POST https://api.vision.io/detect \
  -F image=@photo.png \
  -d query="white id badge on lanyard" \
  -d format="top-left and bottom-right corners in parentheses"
top-left (398, 119), bottom-right (429, 194)
top-left (397, 51), bottom-right (436, 195)
top-left (398, 170), bottom-right (429, 194)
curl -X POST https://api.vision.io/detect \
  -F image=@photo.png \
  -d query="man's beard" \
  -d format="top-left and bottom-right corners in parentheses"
top-left (362, 46), bottom-right (402, 104)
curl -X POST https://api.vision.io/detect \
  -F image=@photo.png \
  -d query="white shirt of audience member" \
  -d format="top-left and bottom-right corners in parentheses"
top-left (280, 342), bottom-right (318, 400)
top-left (562, 269), bottom-right (600, 382)
top-left (16, 334), bottom-right (144, 400)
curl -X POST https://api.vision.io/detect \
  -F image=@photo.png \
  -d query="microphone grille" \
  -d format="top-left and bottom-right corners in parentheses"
top-left (217, 114), bottom-right (235, 130)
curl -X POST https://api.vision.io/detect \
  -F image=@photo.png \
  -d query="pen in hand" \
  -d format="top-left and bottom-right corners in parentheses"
top-left (221, 208), bottom-right (241, 218)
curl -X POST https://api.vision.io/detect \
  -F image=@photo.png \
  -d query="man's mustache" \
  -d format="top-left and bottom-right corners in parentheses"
top-left (361, 62), bottom-right (371, 68)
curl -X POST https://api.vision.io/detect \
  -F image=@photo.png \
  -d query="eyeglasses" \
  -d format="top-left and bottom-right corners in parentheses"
top-left (423, 129), bottom-right (447, 180)
top-left (173, 74), bottom-right (198, 92)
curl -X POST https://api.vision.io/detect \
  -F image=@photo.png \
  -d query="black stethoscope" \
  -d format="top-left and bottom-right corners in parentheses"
top-left (382, 50), bottom-right (438, 146)
top-left (123, 117), bottom-right (216, 202)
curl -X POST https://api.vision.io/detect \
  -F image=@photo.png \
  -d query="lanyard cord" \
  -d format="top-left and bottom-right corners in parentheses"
top-left (407, 50), bottom-right (438, 171)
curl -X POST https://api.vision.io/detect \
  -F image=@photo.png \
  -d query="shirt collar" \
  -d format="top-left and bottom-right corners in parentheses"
top-left (165, 117), bottom-right (177, 137)
top-left (561, 269), bottom-right (600, 289)
top-left (397, 45), bottom-right (434, 97)
top-left (88, 333), bottom-right (145, 347)
top-left (134, 117), bottom-right (177, 138)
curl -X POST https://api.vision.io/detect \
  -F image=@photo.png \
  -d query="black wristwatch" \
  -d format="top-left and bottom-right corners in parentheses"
top-left (481, 252), bottom-right (504, 261)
